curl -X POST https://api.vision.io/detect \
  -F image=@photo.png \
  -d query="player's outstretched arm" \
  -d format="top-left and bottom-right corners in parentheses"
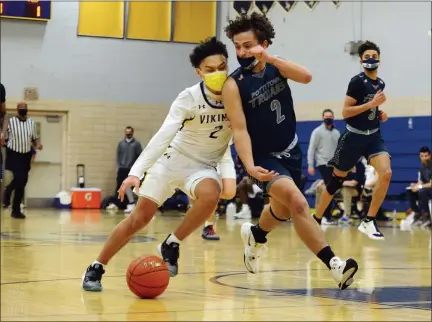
top-left (222, 78), bottom-right (278, 182)
top-left (268, 56), bottom-right (312, 84)
top-left (222, 78), bottom-right (254, 170)
top-left (128, 91), bottom-right (192, 179)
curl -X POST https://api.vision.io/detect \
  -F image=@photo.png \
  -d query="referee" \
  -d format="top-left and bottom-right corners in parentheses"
top-left (3, 102), bottom-right (43, 218)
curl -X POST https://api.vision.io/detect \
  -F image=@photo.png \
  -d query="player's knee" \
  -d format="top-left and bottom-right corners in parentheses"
top-left (129, 198), bottom-right (157, 230)
top-left (326, 174), bottom-right (345, 195)
top-left (290, 196), bottom-right (309, 217)
top-left (379, 168), bottom-right (392, 183)
top-left (195, 180), bottom-right (220, 209)
top-left (220, 188), bottom-right (236, 200)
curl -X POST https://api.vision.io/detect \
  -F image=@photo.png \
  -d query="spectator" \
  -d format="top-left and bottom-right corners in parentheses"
top-left (116, 126), bottom-right (142, 213)
top-left (407, 146), bottom-right (432, 226)
top-left (307, 109), bottom-right (340, 224)
top-left (3, 102), bottom-right (43, 218)
top-left (0, 83), bottom-right (7, 193)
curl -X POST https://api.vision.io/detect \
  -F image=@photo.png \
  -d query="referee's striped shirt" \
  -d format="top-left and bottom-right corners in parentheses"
top-left (7, 116), bottom-right (38, 154)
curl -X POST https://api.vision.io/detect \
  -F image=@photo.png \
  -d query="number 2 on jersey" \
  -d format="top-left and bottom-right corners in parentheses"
top-left (270, 100), bottom-right (285, 124)
top-left (209, 125), bottom-right (223, 139)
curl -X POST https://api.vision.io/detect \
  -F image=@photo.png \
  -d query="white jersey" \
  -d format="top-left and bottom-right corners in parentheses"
top-left (129, 82), bottom-right (232, 178)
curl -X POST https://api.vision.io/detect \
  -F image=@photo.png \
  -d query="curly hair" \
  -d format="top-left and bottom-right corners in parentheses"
top-left (224, 12), bottom-right (275, 45)
top-left (189, 37), bottom-right (228, 68)
top-left (358, 40), bottom-right (380, 58)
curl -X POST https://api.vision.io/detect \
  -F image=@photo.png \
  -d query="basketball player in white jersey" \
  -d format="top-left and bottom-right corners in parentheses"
top-left (82, 37), bottom-right (236, 291)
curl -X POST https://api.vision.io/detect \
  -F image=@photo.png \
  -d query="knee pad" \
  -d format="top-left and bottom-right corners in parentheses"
top-left (326, 174), bottom-right (345, 195)
top-left (269, 206), bottom-right (288, 222)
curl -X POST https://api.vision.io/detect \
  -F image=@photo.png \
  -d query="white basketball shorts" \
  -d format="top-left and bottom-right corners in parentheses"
top-left (138, 147), bottom-right (222, 206)
top-left (217, 157), bottom-right (236, 180)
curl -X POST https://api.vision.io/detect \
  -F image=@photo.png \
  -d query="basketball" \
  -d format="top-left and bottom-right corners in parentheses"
top-left (126, 255), bottom-right (170, 299)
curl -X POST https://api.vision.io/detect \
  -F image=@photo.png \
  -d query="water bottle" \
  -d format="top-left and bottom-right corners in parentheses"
top-left (408, 117), bottom-right (413, 130)
top-left (226, 202), bottom-right (236, 219)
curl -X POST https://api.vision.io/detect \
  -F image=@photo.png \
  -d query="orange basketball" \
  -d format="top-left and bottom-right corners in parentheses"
top-left (126, 255), bottom-right (170, 298)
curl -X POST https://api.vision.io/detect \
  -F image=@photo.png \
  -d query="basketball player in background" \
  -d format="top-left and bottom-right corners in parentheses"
top-left (82, 37), bottom-right (236, 292)
top-left (223, 13), bottom-right (358, 290)
top-left (313, 41), bottom-right (391, 240)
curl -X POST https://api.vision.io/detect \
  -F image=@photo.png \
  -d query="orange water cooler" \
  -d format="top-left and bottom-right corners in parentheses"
top-left (70, 188), bottom-right (101, 209)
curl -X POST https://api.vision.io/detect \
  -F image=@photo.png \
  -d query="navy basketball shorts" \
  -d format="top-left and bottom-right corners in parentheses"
top-left (328, 130), bottom-right (390, 172)
top-left (252, 144), bottom-right (303, 196)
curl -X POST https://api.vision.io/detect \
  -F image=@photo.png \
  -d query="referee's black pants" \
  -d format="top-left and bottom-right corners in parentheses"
top-left (3, 148), bottom-right (32, 213)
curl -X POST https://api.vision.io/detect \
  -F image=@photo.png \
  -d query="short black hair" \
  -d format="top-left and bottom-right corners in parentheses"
top-left (322, 109), bottom-right (334, 116)
top-left (419, 146), bottom-right (431, 154)
top-left (224, 12), bottom-right (275, 45)
top-left (189, 37), bottom-right (228, 68)
top-left (358, 40), bottom-right (380, 57)
top-left (125, 126), bottom-right (134, 132)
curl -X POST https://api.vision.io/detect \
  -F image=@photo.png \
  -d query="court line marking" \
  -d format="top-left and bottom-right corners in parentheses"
top-left (210, 270), bottom-right (432, 311)
top-left (1, 267), bottom-right (430, 286)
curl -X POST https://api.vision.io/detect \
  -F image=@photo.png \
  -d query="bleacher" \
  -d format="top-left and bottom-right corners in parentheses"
top-left (298, 116), bottom-right (431, 212)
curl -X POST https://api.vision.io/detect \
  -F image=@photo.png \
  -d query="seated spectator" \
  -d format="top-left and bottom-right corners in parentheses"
top-left (407, 146), bottom-right (432, 226)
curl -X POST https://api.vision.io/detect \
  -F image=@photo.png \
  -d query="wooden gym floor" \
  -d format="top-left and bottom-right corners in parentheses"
top-left (1, 208), bottom-right (431, 321)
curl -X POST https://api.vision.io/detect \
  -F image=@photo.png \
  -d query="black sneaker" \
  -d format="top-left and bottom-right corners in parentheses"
top-left (11, 212), bottom-right (25, 219)
top-left (82, 263), bottom-right (105, 291)
top-left (157, 235), bottom-right (180, 277)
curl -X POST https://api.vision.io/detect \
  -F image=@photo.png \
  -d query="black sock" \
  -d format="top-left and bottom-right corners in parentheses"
top-left (250, 224), bottom-right (269, 244)
top-left (317, 246), bottom-right (336, 270)
top-left (364, 216), bottom-right (375, 222)
top-left (313, 214), bottom-right (322, 225)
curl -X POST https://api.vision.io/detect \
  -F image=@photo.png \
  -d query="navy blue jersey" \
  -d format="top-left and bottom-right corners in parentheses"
top-left (345, 72), bottom-right (385, 131)
top-left (231, 64), bottom-right (296, 159)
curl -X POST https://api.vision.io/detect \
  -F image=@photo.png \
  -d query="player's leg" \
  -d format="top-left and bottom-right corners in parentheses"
top-left (314, 132), bottom-right (361, 224)
top-left (358, 136), bottom-right (391, 239)
top-left (202, 162), bottom-right (237, 240)
top-left (242, 147), bottom-right (358, 289)
top-left (158, 172), bottom-right (221, 276)
top-left (82, 170), bottom-right (175, 291)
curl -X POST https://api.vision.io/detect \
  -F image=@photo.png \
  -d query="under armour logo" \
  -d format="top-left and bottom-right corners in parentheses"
top-left (199, 105), bottom-right (206, 109)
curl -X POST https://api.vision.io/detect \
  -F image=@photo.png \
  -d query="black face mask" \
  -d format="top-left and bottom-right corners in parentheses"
top-left (323, 118), bottom-right (333, 126)
top-left (362, 58), bottom-right (380, 71)
top-left (126, 134), bottom-right (133, 139)
top-left (237, 56), bottom-right (258, 70)
top-left (18, 109), bottom-right (28, 116)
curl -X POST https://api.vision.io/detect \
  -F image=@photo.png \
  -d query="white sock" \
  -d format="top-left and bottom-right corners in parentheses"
top-left (166, 233), bottom-right (181, 245)
top-left (204, 221), bottom-right (213, 228)
top-left (241, 204), bottom-right (250, 212)
top-left (92, 260), bottom-right (104, 267)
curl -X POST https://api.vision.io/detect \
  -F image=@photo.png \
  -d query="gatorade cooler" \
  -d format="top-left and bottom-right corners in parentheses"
top-left (70, 188), bottom-right (102, 209)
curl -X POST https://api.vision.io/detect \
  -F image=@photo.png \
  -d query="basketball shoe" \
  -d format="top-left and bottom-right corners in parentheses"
top-left (82, 263), bottom-right (105, 291)
top-left (157, 235), bottom-right (179, 277)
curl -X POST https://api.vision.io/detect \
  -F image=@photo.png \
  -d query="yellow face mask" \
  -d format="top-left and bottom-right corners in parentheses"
top-left (203, 70), bottom-right (228, 92)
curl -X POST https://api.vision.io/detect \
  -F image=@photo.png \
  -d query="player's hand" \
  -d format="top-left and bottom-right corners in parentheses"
top-left (371, 90), bottom-right (386, 106)
top-left (248, 46), bottom-right (273, 63)
top-left (246, 166), bottom-right (279, 182)
top-left (36, 143), bottom-right (43, 151)
top-left (308, 167), bottom-right (315, 176)
top-left (118, 175), bottom-right (140, 202)
top-left (411, 184), bottom-right (420, 193)
top-left (378, 110), bottom-right (388, 122)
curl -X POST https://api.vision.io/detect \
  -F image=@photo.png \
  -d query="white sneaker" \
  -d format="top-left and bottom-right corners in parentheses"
top-left (240, 222), bottom-right (268, 274)
top-left (124, 204), bottom-right (136, 214)
top-left (322, 217), bottom-right (338, 225)
top-left (234, 208), bottom-right (252, 219)
top-left (358, 219), bottom-right (385, 240)
top-left (330, 256), bottom-right (358, 290)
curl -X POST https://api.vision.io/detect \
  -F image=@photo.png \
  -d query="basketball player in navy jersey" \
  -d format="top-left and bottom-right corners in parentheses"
top-left (222, 13), bottom-right (358, 290)
top-left (313, 41), bottom-right (391, 240)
